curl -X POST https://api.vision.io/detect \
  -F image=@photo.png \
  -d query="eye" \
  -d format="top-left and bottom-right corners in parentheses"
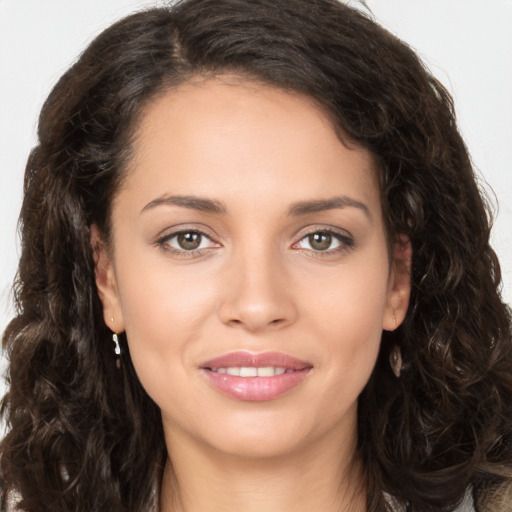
top-left (157, 230), bottom-right (218, 254)
top-left (293, 229), bottom-right (353, 253)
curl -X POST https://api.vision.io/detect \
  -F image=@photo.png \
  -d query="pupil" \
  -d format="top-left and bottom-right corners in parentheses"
top-left (178, 232), bottom-right (201, 250)
top-left (309, 233), bottom-right (331, 251)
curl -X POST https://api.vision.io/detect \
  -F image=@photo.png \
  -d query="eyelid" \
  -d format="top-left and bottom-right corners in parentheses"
top-left (155, 225), bottom-right (221, 256)
top-left (291, 226), bottom-right (354, 253)
top-left (154, 223), bottom-right (219, 242)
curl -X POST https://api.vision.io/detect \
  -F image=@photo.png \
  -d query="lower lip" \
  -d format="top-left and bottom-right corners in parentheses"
top-left (202, 369), bottom-right (312, 401)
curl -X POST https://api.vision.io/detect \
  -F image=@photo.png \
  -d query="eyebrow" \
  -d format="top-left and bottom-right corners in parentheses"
top-left (287, 196), bottom-right (371, 220)
top-left (140, 194), bottom-right (227, 215)
top-left (140, 193), bottom-right (371, 220)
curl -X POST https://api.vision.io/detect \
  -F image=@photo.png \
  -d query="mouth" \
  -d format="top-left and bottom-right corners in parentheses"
top-left (200, 351), bottom-right (313, 401)
top-left (208, 366), bottom-right (294, 377)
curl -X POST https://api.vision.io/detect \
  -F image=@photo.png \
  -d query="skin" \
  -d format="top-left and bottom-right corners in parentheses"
top-left (93, 78), bottom-right (411, 512)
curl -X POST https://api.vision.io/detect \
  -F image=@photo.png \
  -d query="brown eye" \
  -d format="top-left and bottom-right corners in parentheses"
top-left (308, 232), bottom-right (333, 251)
top-left (159, 230), bottom-right (217, 254)
top-left (293, 229), bottom-right (352, 253)
top-left (177, 232), bottom-right (203, 250)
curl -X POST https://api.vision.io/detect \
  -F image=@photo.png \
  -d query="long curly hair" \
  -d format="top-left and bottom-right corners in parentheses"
top-left (2, 1), bottom-right (511, 511)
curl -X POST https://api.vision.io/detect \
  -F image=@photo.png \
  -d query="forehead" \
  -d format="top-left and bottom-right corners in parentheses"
top-left (120, 78), bottom-right (381, 218)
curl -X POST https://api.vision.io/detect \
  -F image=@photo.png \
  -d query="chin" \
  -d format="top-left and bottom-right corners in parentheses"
top-left (191, 406), bottom-right (339, 461)
top-left (208, 430), bottom-right (309, 460)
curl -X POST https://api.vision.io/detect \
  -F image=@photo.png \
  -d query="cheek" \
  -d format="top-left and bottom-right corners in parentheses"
top-left (113, 254), bottom-right (219, 398)
top-left (308, 256), bottom-right (389, 379)
top-left (116, 247), bottom-right (218, 334)
top-left (309, 244), bottom-right (389, 326)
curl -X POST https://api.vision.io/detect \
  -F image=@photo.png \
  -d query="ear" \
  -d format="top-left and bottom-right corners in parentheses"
top-left (382, 234), bottom-right (412, 331)
top-left (90, 224), bottom-right (125, 333)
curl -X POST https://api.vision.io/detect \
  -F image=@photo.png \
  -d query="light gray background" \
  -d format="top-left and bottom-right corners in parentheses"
top-left (1, 1), bottom-right (511, 398)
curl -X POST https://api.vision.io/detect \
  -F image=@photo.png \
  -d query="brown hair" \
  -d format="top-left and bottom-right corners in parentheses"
top-left (2, 1), bottom-right (511, 510)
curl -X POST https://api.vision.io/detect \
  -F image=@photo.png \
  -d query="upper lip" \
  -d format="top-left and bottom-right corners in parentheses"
top-left (200, 351), bottom-right (313, 371)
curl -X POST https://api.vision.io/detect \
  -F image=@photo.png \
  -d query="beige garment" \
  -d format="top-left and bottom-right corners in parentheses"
top-left (385, 486), bottom-right (474, 511)
top-left (2, 490), bottom-right (21, 512)
top-left (476, 481), bottom-right (512, 512)
top-left (386, 482), bottom-right (512, 511)
top-left (4, 483), bottom-right (512, 511)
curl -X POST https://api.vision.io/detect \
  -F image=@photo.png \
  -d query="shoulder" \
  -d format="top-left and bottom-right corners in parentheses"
top-left (385, 486), bottom-right (477, 511)
top-left (1, 490), bottom-right (24, 512)
top-left (475, 480), bottom-right (512, 512)
top-left (453, 487), bottom-right (476, 511)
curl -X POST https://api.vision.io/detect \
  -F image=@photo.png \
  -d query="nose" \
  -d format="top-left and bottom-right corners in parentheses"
top-left (217, 246), bottom-right (298, 333)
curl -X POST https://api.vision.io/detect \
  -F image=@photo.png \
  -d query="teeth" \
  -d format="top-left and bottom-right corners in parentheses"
top-left (257, 366), bottom-right (275, 377)
top-left (239, 367), bottom-right (258, 377)
top-left (213, 366), bottom-right (289, 377)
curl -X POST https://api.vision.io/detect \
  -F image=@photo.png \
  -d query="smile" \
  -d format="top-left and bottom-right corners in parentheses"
top-left (201, 351), bottom-right (313, 401)
top-left (210, 367), bottom-right (291, 376)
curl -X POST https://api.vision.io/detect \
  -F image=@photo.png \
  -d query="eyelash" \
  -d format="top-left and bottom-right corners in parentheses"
top-left (155, 227), bottom-right (354, 258)
top-left (292, 228), bottom-right (354, 256)
top-left (155, 228), bottom-right (219, 257)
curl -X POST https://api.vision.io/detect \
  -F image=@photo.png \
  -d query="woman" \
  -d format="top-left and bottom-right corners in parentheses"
top-left (1, 0), bottom-right (511, 510)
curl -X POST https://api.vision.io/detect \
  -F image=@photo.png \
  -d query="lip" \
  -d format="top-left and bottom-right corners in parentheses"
top-left (200, 351), bottom-right (313, 401)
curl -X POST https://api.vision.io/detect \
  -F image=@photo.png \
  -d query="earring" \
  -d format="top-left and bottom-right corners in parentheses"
top-left (112, 333), bottom-right (121, 369)
top-left (111, 317), bottom-right (121, 368)
top-left (112, 333), bottom-right (121, 356)
top-left (389, 345), bottom-right (402, 378)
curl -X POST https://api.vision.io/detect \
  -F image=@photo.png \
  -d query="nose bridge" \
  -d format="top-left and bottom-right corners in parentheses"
top-left (218, 235), bottom-right (296, 331)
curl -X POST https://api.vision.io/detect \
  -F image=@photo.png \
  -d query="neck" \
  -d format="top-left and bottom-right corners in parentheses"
top-left (159, 427), bottom-right (366, 512)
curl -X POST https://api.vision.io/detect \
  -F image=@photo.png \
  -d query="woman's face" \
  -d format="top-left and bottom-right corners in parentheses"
top-left (94, 78), bottom-right (410, 460)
